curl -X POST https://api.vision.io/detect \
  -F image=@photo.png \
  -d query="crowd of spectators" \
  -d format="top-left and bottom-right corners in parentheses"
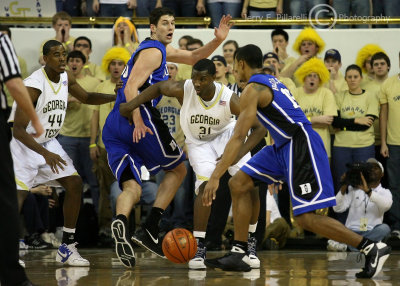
top-left (2, 1), bottom-right (400, 254)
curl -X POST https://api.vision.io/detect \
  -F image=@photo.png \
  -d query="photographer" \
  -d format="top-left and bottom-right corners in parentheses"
top-left (328, 158), bottom-right (392, 252)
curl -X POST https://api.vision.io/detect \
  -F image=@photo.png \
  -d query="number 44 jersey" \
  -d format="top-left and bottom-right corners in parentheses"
top-left (9, 68), bottom-right (68, 143)
top-left (180, 80), bottom-right (236, 144)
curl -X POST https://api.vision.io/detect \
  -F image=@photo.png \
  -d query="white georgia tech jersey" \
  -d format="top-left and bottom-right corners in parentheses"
top-left (180, 80), bottom-right (236, 144)
top-left (10, 68), bottom-right (69, 144)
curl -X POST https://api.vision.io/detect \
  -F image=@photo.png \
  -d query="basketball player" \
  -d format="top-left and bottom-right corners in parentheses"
top-left (119, 59), bottom-right (266, 269)
top-left (102, 7), bottom-right (232, 268)
top-left (202, 44), bottom-right (391, 278)
top-left (10, 40), bottom-right (117, 266)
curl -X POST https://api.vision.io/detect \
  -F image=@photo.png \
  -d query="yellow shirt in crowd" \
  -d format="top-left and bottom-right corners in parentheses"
top-left (364, 79), bottom-right (383, 145)
top-left (91, 79), bottom-right (116, 149)
top-left (334, 90), bottom-right (379, 148)
top-left (295, 87), bottom-right (337, 157)
top-left (379, 74), bottom-right (400, 145)
top-left (60, 75), bottom-right (100, 137)
top-left (249, 0), bottom-right (278, 9)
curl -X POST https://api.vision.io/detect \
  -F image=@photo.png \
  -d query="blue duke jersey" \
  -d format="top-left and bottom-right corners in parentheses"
top-left (241, 73), bottom-right (336, 216)
top-left (114, 38), bottom-right (169, 109)
top-left (248, 74), bottom-right (310, 147)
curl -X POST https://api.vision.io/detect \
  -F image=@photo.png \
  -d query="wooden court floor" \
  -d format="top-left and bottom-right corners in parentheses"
top-left (22, 248), bottom-right (400, 286)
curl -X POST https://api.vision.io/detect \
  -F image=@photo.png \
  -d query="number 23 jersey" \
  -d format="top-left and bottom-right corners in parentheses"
top-left (24, 68), bottom-right (68, 143)
top-left (180, 80), bottom-right (235, 144)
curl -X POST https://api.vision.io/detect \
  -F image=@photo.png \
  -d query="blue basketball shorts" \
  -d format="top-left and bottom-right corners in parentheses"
top-left (102, 103), bottom-right (185, 188)
top-left (241, 125), bottom-right (336, 216)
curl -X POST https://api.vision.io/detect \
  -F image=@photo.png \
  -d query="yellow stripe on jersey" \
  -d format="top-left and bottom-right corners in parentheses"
top-left (197, 84), bottom-right (224, 110)
top-left (42, 68), bottom-right (62, 95)
top-left (15, 178), bottom-right (29, 191)
top-left (196, 174), bottom-right (210, 181)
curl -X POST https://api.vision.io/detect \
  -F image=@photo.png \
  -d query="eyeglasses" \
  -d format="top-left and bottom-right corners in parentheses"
top-left (75, 43), bottom-right (89, 48)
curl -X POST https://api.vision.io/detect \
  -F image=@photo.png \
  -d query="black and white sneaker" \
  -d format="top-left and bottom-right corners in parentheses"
top-left (189, 241), bottom-right (206, 269)
top-left (131, 226), bottom-right (165, 258)
top-left (205, 246), bottom-right (251, 272)
top-left (111, 219), bottom-right (136, 268)
top-left (247, 237), bottom-right (260, 269)
top-left (356, 242), bottom-right (391, 278)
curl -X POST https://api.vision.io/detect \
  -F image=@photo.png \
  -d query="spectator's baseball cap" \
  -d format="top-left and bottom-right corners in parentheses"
top-left (263, 52), bottom-right (279, 62)
top-left (211, 55), bottom-right (227, 66)
top-left (367, 158), bottom-right (384, 173)
top-left (324, 49), bottom-right (341, 63)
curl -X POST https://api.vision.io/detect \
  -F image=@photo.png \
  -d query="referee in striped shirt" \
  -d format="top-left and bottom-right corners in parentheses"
top-left (0, 32), bottom-right (43, 286)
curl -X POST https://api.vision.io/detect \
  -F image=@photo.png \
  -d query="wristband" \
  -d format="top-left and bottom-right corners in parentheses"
top-left (65, 41), bottom-right (71, 45)
top-left (125, 43), bottom-right (131, 47)
top-left (89, 144), bottom-right (97, 148)
top-left (307, 116), bottom-right (311, 122)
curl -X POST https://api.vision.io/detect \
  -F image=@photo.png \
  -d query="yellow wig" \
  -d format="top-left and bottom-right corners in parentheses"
top-left (294, 58), bottom-right (330, 85)
top-left (293, 27), bottom-right (325, 55)
top-left (114, 16), bottom-right (139, 43)
top-left (101, 47), bottom-right (131, 75)
top-left (355, 44), bottom-right (385, 73)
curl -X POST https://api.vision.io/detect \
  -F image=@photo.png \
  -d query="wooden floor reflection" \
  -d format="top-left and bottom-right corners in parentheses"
top-left (22, 248), bottom-right (400, 285)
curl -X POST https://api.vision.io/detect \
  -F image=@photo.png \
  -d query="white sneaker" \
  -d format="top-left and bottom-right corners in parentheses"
top-left (188, 241), bottom-right (206, 270)
top-left (19, 259), bottom-right (25, 268)
top-left (56, 243), bottom-right (90, 266)
top-left (42, 232), bottom-right (62, 248)
top-left (56, 267), bottom-right (89, 286)
top-left (327, 239), bottom-right (347, 252)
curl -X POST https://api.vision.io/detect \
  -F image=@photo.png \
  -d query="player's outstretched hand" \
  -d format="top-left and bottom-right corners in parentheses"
top-left (214, 15), bottom-right (233, 42)
top-left (43, 150), bottom-right (67, 174)
top-left (203, 177), bottom-right (219, 206)
top-left (133, 121), bottom-right (154, 143)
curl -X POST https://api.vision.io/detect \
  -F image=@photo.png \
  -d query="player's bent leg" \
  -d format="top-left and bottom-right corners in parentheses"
top-left (56, 175), bottom-right (89, 266)
top-left (154, 162), bottom-right (187, 210)
top-left (229, 171), bottom-right (255, 243)
top-left (132, 162), bottom-right (187, 259)
top-left (205, 171), bottom-right (254, 272)
top-left (112, 176), bottom-right (142, 268)
top-left (189, 183), bottom-right (210, 270)
top-left (295, 212), bottom-right (391, 278)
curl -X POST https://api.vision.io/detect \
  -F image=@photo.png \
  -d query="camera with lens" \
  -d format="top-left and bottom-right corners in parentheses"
top-left (342, 162), bottom-right (376, 187)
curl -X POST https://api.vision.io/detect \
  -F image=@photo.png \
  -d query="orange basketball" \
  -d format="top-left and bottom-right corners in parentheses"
top-left (162, 228), bottom-right (197, 263)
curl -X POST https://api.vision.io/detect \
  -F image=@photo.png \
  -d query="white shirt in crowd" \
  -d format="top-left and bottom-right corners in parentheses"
top-left (333, 184), bottom-right (392, 232)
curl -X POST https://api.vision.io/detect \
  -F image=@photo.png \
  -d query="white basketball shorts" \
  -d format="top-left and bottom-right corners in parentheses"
top-left (10, 137), bottom-right (78, 191)
top-left (186, 126), bottom-right (251, 195)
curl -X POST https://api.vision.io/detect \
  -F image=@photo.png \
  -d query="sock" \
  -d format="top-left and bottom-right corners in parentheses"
top-left (357, 237), bottom-right (374, 250)
top-left (248, 223), bottom-right (257, 238)
top-left (62, 227), bottom-right (76, 245)
top-left (116, 214), bottom-right (128, 225)
top-left (144, 207), bottom-right (164, 237)
top-left (193, 231), bottom-right (206, 244)
top-left (232, 240), bottom-right (248, 253)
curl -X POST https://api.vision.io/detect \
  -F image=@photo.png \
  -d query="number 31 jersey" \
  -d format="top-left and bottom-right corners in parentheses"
top-left (20, 68), bottom-right (68, 143)
top-left (180, 80), bottom-right (235, 144)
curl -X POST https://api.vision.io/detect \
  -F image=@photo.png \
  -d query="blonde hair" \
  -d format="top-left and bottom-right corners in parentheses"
top-left (113, 17), bottom-right (139, 44)
top-left (293, 27), bottom-right (325, 55)
top-left (294, 58), bottom-right (330, 85)
top-left (101, 47), bottom-right (131, 74)
top-left (355, 44), bottom-right (385, 73)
